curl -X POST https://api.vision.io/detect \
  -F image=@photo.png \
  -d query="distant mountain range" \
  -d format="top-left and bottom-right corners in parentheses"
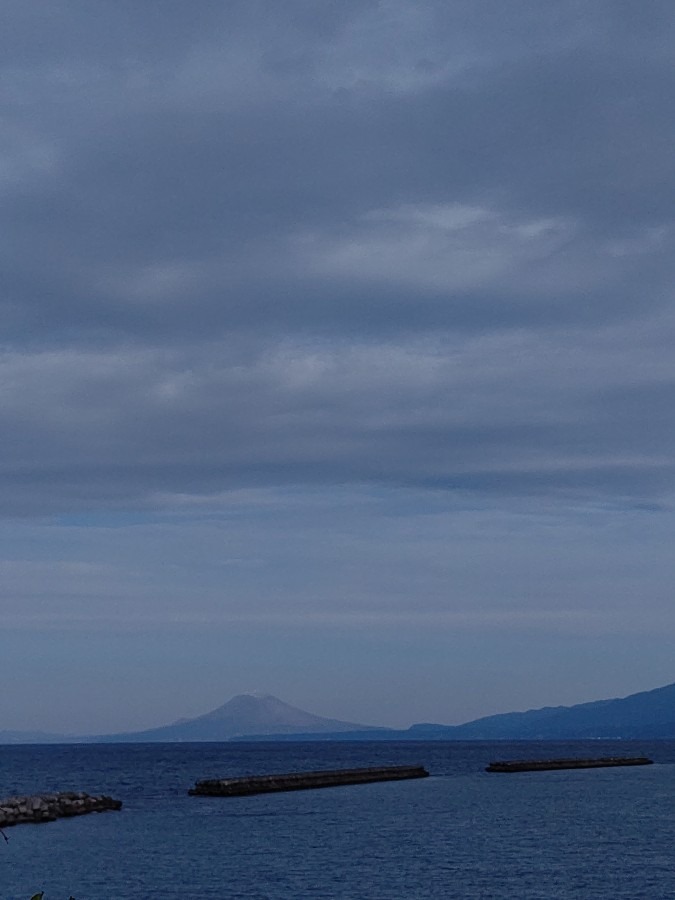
top-left (3, 682), bottom-right (675, 744)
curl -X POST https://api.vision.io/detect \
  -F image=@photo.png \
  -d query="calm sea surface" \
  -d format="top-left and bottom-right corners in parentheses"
top-left (1, 740), bottom-right (675, 899)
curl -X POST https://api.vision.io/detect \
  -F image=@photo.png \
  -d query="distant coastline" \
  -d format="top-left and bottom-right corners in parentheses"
top-left (3, 680), bottom-right (675, 745)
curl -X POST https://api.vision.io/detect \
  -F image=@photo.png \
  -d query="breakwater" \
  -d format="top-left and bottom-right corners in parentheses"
top-left (486, 756), bottom-right (653, 773)
top-left (0, 792), bottom-right (122, 828)
top-left (189, 765), bottom-right (429, 796)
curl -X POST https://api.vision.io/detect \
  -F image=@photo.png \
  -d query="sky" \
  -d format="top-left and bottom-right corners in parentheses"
top-left (2, 0), bottom-right (675, 733)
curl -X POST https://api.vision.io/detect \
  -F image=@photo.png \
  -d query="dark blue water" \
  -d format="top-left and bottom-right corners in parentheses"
top-left (2, 740), bottom-right (675, 899)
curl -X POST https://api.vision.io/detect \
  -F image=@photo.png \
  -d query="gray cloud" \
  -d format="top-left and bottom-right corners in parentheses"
top-left (2, 313), bottom-right (674, 515)
top-left (4, 0), bottom-right (675, 512)
top-left (2, 1), bottom-right (675, 727)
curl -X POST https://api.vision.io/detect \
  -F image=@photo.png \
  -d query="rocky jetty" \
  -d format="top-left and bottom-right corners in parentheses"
top-left (0, 792), bottom-right (122, 828)
top-left (189, 765), bottom-right (429, 796)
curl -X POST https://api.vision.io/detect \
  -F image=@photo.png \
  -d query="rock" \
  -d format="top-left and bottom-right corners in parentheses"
top-left (0, 792), bottom-right (122, 828)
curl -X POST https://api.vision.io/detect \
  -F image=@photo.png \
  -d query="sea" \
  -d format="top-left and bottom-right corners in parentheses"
top-left (2, 739), bottom-right (675, 899)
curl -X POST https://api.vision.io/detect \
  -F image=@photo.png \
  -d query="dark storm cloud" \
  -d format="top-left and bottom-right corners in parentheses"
top-left (2, 0), bottom-right (675, 512)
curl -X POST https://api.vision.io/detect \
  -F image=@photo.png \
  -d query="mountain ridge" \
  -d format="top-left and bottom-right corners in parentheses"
top-left (403, 681), bottom-right (675, 740)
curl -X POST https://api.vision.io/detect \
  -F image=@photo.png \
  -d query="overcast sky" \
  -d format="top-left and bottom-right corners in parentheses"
top-left (2, 0), bottom-right (675, 733)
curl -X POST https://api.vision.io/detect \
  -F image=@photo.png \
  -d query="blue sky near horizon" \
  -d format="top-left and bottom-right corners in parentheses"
top-left (2, 0), bottom-right (675, 733)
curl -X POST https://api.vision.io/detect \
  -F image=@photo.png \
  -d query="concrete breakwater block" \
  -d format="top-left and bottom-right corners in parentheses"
top-left (0, 792), bottom-right (122, 828)
top-left (189, 765), bottom-right (430, 797)
top-left (486, 756), bottom-right (653, 773)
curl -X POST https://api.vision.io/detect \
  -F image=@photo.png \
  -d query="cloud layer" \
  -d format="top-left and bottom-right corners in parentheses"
top-left (2, 1), bottom-right (675, 728)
